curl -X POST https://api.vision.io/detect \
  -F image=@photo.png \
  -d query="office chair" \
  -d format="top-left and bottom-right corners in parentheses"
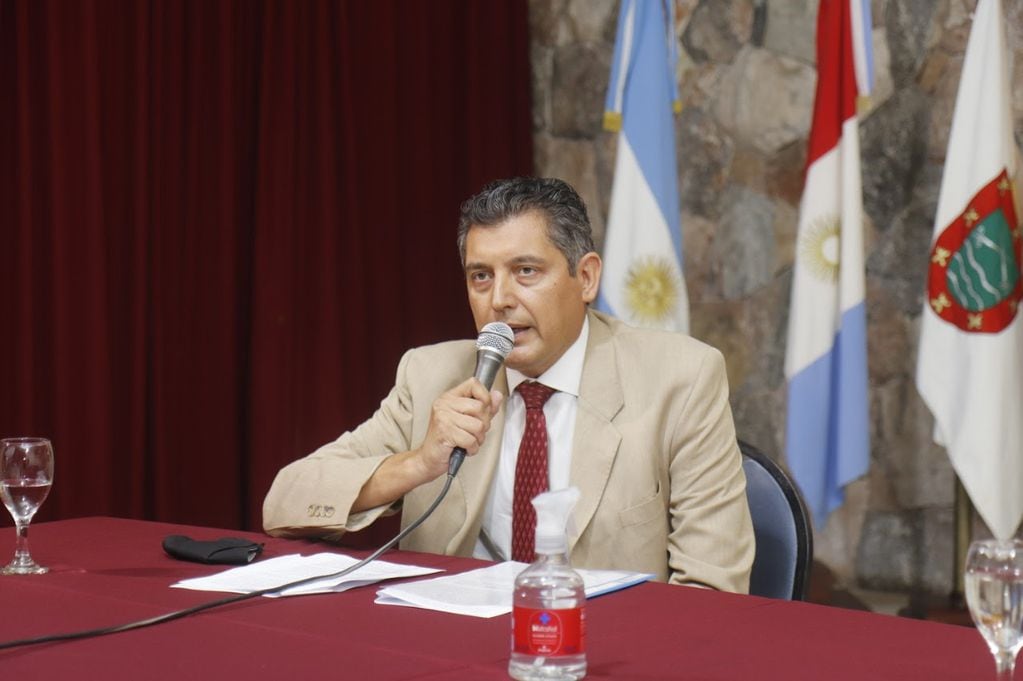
top-left (739, 440), bottom-right (813, 600)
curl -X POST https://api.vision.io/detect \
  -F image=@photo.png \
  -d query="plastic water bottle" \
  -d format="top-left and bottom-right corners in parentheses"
top-left (508, 488), bottom-right (586, 680)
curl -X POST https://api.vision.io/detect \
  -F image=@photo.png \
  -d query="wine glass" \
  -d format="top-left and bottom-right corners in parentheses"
top-left (965, 538), bottom-right (1023, 680)
top-left (0, 438), bottom-right (54, 575)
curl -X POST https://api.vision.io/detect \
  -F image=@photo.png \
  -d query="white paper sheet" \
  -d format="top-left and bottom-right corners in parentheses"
top-left (171, 553), bottom-right (442, 597)
top-left (375, 561), bottom-right (653, 618)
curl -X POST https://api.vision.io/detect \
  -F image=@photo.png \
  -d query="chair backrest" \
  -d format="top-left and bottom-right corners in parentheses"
top-left (739, 440), bottom-right (813, 600)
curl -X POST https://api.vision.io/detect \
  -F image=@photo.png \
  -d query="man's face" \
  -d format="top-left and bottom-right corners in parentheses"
top-left (463, 211), bottom-right (601, 378)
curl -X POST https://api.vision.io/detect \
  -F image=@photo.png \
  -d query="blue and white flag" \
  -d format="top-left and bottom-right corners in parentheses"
top-left (849, 0), bottom-right (874, 96)
top-left (598, 0), bottom-right (688, 332)
top-left (784, 0), bottom-right (870, 525)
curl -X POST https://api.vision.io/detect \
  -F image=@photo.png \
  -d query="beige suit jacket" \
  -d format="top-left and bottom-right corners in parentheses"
top-left (263, 310), bottom-right (754, 593)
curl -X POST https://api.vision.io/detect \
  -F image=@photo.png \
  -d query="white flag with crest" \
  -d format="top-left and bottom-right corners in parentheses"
top-left (916, 0), bottom-right (1023, 540)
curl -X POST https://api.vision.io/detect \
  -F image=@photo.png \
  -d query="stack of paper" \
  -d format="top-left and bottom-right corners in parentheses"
top-left (375, 561), bottom-right (653, 618)
top-left (171, 553), bottom-right (441, 597)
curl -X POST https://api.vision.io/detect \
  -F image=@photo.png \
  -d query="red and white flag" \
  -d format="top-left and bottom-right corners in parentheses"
top-left (784, 0), bottom-right (870, 524)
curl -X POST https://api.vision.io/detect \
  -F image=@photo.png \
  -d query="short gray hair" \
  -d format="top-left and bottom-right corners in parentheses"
top-left (457, 177), bottom-right (595, 275)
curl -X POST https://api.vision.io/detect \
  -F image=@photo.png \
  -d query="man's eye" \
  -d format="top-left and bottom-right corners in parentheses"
top-left (518, 267), bottom-right (536, 276)
top-left (470, 272), bottom-right (491, 283)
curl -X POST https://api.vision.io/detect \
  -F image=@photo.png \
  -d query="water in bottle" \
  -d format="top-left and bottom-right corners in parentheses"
top-left (508, 488), bottom-right (586, 680)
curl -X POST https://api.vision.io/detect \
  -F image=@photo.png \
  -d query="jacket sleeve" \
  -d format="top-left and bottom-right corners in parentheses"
top-left (666, 347), bottom-right (755, 593)
top-left (261, 350), bottom-right (418, 539)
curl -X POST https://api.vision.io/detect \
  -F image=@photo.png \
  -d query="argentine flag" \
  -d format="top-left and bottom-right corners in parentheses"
top-left (784, 0), bottom-right (870, 525)
top-left (849, 0), bottom-right (874, 97)
top-left (598, 0), bottom-right (688, 332)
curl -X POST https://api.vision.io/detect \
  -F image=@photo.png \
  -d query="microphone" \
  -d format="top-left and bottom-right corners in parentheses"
top-left (447, 321), bottom-right (515, 476)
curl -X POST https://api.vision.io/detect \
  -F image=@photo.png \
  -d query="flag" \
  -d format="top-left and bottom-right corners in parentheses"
top-left (598, 0), bottom-right (688, 332)
top-left (916, 0), bottom-right (1023, 541)
top-left (784, 0), bottom-right (870, 525)
top-left (849, 0), bottom-right (874, 96)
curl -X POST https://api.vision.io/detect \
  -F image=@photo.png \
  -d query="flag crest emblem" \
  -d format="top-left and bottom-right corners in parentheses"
top-left (798, 214), bottom-right (842, 283)
top-left (625, 256), bottom-right (681, 324)
top-left (927, 169), bottom-right (1021, 334)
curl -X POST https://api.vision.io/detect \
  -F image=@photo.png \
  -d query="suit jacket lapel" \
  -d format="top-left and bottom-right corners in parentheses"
top-left (568, 311), bottom-right (623, 553)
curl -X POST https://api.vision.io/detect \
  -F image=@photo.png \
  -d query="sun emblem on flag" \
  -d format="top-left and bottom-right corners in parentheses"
top-left (798, 214), bottom-right (841, 283)
top-left (624, 256), bottom-right (679, 323)
top-left (927, 168), bottom-right (1022, 333)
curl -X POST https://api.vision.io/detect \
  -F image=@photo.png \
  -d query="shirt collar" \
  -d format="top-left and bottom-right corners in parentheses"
top-left (506, 315), bottom-right (589, 398)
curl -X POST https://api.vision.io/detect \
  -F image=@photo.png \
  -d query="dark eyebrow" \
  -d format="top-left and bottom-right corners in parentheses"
top-left (508, 255), bottom-right (546, 267)
top-left (463, 261), bottom-right (490, 273)
top-left (464, 255), bottom-right (547, 273)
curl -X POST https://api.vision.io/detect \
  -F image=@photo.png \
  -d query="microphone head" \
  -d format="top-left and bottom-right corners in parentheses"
top-left (476, 322), bottom-right (514, 359)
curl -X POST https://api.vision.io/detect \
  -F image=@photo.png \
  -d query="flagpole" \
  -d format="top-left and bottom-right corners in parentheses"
top-left (902, 475), bottom-right (973, 624)
top-left (950, 475), bottom-right (973, 609)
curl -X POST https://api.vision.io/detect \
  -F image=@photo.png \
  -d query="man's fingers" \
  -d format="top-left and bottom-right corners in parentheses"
top-left (489, 389), bottom-right (504, 415)
top-left (422, 380), bottom-right (507, 466)
top-left (458, 379), bottom-right (497, 414)
top-left (441, 412), bottom-right (489, 450)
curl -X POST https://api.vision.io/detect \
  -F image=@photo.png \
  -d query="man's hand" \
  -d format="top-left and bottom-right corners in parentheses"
top-left (351, 379), bottom-right (503, 512)
top-left (414, 378), bottom-right (505, 479)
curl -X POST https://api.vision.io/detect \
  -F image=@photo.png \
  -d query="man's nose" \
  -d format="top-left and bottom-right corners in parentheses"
top-left (490, 273), bottom-right (516, 311)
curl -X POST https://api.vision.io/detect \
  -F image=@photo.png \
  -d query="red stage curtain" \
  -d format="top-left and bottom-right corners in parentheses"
top-left (0, 0), bottom-right (533, 534)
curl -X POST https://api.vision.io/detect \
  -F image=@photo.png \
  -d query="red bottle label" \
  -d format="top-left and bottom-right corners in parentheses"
top-left (512, 606), bottom-right (585, 656)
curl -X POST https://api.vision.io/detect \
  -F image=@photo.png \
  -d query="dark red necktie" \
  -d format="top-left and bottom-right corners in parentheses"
top-left (511, 381), bottom-right (557, 562)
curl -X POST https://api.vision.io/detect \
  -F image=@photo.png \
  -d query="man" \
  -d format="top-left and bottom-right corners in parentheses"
top-left (263, 177), bottom-right (754, 592)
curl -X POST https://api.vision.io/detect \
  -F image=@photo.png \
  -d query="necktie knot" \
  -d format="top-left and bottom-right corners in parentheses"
top-left (517, 381), bottom-right (556, 411)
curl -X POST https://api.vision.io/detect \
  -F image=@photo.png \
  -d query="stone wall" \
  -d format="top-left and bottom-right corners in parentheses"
top-left (530, 0), bottom-right (1023, 593)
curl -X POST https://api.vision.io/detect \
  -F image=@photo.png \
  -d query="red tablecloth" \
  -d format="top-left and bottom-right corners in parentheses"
top-left (0, 517), bottom-right (995, 680)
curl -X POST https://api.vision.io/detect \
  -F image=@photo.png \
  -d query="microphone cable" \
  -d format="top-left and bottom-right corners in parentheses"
top-left (0, 473), bottom-right (456, 651)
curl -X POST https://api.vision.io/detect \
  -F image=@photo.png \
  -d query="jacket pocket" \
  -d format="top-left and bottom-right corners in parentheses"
top-left (617, 485), bottom-right (664, 528)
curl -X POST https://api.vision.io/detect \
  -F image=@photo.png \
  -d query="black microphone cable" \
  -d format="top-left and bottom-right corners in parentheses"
top-left (0, 473), bottom-right (456, 651)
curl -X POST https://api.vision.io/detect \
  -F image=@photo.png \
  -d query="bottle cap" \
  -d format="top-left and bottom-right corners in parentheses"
top-left (531, 487), bottom-right (580, 555)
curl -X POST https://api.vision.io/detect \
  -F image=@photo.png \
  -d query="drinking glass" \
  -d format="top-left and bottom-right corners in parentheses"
top-left (965, 539), bottom-right (1023, 680)
top-left (0, 437), bottom-right (54, 575)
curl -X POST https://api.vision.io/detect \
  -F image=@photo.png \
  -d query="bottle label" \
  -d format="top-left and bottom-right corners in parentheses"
top-left (512, 606), bottom-right (585, 656)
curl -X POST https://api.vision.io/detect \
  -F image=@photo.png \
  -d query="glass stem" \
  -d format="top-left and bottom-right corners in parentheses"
top-left (13, 521), bottom-right (32, 565)
top-left (995, 651), bottom-right (1015, 681)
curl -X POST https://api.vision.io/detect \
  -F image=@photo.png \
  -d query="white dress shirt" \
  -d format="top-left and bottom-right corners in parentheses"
top-left (472, 316), bottom-right (589, 560)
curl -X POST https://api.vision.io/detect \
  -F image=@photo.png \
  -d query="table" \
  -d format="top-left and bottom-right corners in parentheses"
top-left (0, 517), bottom-right (994, 679)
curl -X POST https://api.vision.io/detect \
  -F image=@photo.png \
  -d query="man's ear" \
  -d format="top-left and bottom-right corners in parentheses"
top-left (576, 252), bottom-right (602, 304)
